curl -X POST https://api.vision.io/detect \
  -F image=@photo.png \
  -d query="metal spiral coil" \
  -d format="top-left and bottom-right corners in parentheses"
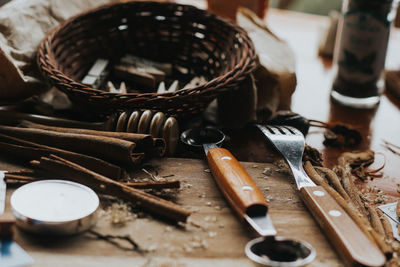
top-left (0, 109), bottom-right (179, 156)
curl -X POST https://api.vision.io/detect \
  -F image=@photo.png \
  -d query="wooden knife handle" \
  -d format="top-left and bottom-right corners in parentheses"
top-left (300, 186), bottom-right (385, 267)
top-left (206, 148), bottom-right (267, 217)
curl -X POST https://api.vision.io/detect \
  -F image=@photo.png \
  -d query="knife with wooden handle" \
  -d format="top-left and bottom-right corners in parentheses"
top-left (207, 148), bottom-right (277, 236)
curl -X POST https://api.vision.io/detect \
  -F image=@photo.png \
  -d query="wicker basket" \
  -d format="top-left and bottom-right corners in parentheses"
top-left (37, 1), bottom-right (256, 117)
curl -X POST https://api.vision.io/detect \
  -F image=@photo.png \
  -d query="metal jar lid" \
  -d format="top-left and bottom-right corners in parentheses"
top-left (10, 180), bottom-right (99, 235)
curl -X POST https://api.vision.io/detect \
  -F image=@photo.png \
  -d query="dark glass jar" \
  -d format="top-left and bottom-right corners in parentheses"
top-left (331, 0), bottom-right (398, 108)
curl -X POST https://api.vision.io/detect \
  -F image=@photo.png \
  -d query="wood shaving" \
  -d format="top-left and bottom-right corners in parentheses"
top-left (204, 216), bottom-right (217, 222)
top-left (273, 159), bottom-right (291, 174)
top-left (360, 187), bottom-right (389, 204)
top-left (208, 231), bottom-right (217, 238)
top-left (100, 202), bottom-right (137, 226)
top-left (142, 258), bottom-right (185, 267)
top-left (184, 183), bottom-right (193, 189)
top-left (191, 241), bottom-right (202, 248)
top-left (190, 207), bottom-right (200, 212)
top-left (142, 168), bottom-right (161, 181)
top-left (147, 244), bottom-right (157, 252)
top-left (262, 167), bottom-right (273, 176)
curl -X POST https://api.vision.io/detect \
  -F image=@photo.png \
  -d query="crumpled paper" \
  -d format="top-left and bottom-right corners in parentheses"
top-left (216, 8), bottom-right (297, 128)
top-left (0, 0), bottom-right (114, 103)
top-left (238, 7), bottom-right (297, 122)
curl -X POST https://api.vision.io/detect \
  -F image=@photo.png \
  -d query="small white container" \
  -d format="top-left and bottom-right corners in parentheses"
top-left (11, 180), bottom-right (99, 235)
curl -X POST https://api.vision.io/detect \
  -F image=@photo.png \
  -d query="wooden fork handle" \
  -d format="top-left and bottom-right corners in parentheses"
top-left (206, 148), bottom-right (268, 217)
top-left (300, 186), bottom-right (385, 267)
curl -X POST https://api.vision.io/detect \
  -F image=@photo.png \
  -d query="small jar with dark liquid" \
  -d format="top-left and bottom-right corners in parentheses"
top-left (331, 0), bottom-right (398, 108)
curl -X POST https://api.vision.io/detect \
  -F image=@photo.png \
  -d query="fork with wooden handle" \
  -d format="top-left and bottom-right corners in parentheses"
top-left (256, 124), bottom-right (386, 267)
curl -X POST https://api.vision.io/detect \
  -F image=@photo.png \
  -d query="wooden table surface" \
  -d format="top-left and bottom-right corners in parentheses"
top-left (4, 158), bottom-right (342, 267)
top-left (2, 6), bottom-right (400, 267)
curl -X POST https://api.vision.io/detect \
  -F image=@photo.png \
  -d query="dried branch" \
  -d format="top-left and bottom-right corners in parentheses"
top-left (87, 229), bottom-right (143, 252)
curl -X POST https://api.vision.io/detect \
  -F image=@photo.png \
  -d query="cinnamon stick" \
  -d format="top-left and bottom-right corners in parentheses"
top-left (20, 120), bottom-right (166, 156)
top-left (0, 125), bottom-right (144, 165)
top-left (124, 180), bottom-right (180, 190)
top-left (0, 133), bottom-right (121, 179)
top-left (5, 172), bottom-right (180, 190)
top-left (31, 154), bottom-right (190, 222)
top-left (4, 173), bottom-right (36, 182)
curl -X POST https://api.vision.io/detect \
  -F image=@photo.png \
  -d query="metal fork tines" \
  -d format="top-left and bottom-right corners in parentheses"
top-left (256, 125), bottom-right (315, 189)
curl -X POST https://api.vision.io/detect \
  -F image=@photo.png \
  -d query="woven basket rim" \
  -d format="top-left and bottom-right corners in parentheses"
top-left (37, 1), bottom-right (257, 115)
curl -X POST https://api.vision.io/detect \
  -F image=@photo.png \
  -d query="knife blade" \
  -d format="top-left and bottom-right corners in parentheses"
top-left (0, 171), bottom-right (6, 214)
top-left (378, 202), bottom-right (400, 241)
top-left (0, 171), bottom-right (34, 267)
top-left (378, 202), bottom-right (400, 224)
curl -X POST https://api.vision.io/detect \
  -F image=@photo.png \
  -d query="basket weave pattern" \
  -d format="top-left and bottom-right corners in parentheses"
top-left (37, 1), bottom-right (256, 116)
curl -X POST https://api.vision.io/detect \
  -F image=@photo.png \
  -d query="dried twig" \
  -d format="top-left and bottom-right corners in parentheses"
top-left (383, 140), bottom-right (400, 155)
top-left (4, 172), bottom-right (180, 191)
top-left (87, 229), bottom-right (143, 252)
top-left (4, 173), bottom-right (37, 182)
top-left (142, 168), bottom-right (160, 181)
top-left (338, 166), bottom-right (368, 217)
top-left (366, 204), bottom-right (385, 236)
top-left (315, 166), bottom-right (351, 201)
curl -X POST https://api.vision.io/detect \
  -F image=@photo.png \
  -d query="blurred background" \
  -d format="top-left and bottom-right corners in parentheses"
top-left (270, 0), bottom-right (341, 15)
top-left (0, 0), bottom-right (342, 15)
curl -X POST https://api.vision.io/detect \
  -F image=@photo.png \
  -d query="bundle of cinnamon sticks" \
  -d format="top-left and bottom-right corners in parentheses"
top-left (304, 151), bottom-right (399, 266)
top-left (0, 122), bottom-right (190, 223)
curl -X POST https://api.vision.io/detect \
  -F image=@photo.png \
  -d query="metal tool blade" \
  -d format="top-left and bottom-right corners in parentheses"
top-left (379, 202), bottom-right (400, 224)
top-left (378, 202), bottom-right (400, 241)
top-left (0, 240), bottom-right (34, 267)
top-left (0, 171), bottom-right (6, 214)
top-left (244, 214), bottom-right (277, 237)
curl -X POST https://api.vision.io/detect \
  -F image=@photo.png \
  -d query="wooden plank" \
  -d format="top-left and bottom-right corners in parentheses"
top-left (2, 158), bottom-right (342, 266)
